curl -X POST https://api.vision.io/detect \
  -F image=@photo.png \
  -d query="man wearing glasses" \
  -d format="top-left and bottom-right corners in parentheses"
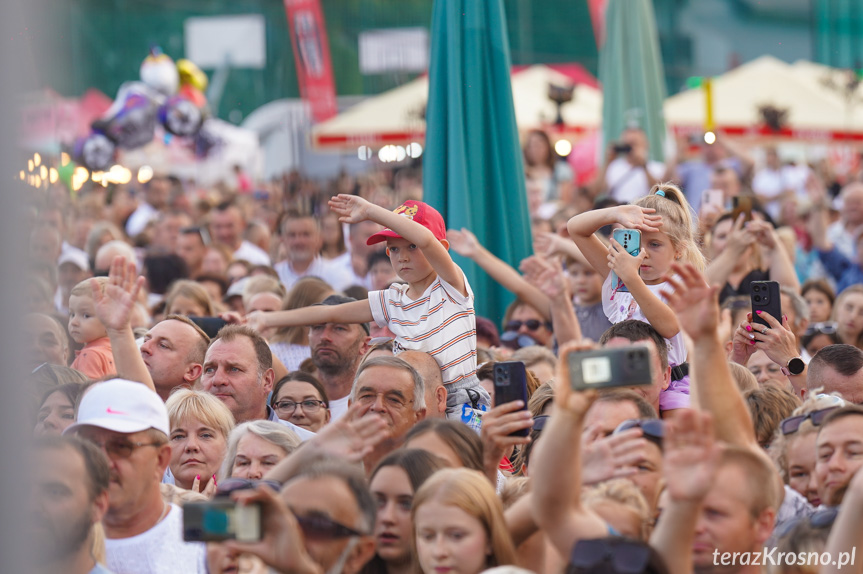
top-left (64, 379), bottom-right (206, 574)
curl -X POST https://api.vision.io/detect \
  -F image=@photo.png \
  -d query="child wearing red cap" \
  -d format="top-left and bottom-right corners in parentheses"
top-left (250, 194), bottom-right (489, 427)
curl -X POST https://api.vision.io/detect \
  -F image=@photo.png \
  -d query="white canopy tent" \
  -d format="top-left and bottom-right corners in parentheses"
top-left (309, 65), bottom-right (602, 151)
top-left (664, 55), bottom-right (863, 142)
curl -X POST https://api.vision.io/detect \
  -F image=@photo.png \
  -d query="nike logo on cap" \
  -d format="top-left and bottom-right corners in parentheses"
top-left (106, 407), bottom-right (127, 415)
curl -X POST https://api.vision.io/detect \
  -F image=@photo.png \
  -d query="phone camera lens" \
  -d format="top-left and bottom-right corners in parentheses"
top-left (753, 285), bottom-right (761, 292)
top-left (754, 295), bottom-right (762, 302)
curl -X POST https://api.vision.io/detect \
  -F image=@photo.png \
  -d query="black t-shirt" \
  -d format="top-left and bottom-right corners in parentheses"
top-left (718, 268), bottom-right (770, 305)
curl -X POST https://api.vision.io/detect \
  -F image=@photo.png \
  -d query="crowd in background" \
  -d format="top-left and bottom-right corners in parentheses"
top-left (26, 129), bottom-right (863, 574)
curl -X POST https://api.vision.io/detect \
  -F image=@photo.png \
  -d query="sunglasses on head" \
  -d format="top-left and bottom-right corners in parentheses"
top-left (804, 322), bottom-right (838, 337)
top-left (773, 506), bottom-right (838, 541)
top-left (614, 419), bottom-right (664, 446)
top-left (216, 478), bottom-right (283, 496)
top-left (780, 406), bottom-right (840, 435)
top-left (568, 538), bottom-right (653, 574)
top-left (533, 415), bottom-right (550, 431)
top-left (505, 319), bottom-right (550, 332)
top-left (291, 509), bottom-right (365, 540)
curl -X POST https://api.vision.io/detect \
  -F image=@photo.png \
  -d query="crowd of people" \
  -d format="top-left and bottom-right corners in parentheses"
top-left (26, 128), bottom-right (863, 574)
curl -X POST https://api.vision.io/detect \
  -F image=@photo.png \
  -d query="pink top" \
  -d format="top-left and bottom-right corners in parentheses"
top-left (70, 337), bottom-right (115, 380)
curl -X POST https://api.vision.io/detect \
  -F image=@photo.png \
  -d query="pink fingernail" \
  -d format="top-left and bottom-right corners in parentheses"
top-left (213, 475), bottom-right (217, 485)
top-left (196, 474), bottom-right (201, 480)
top-left (756, 310), bottom-right (762, 314)
top-left (745, 325), bottom-right (752, 332)
top-left (783, 314), bottom-right (788, 321)
top-left (749, 340), bottom-right (756, 345)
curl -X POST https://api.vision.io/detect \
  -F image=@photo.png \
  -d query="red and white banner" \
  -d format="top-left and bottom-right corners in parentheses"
top-left (284, 0), bottom-right (338, 122)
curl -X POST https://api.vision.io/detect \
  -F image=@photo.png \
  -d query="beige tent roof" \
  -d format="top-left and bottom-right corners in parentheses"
top-left (310, 65), bottom-right (602, 150)
top-left (664, 55), bottom-right (863, 140)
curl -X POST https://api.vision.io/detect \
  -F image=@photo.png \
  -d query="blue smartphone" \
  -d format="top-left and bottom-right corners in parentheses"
top-left (610, 228), bottom-right (641, 293)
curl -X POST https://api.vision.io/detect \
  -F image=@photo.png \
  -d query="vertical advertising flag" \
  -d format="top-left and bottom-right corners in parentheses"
top-left (284, 0), bottom-right (337, 122)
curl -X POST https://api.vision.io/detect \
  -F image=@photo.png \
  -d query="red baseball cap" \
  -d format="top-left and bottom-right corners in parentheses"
top-left (366, 200), bottom-right (447, 245)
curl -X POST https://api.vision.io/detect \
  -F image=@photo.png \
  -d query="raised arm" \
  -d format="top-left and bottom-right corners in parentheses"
top-left (661, 264), bottom-right (758, 450)
top-left (447, 228), bottom-right (551, 320)
top-left (703, 214), bottom-right (754, 287)
top-left (90, 256), bottom-right (155, 392)
top-left (749, 219), bottom-right (800, 293)
top-left (520, 255), bottom-right (582, 345)
top-left (650, 409), bottom-right (720, 574)
top-left (567, 206), bottom-right (663, 282)
top-left (247, 299), bottom-right (373, 334)
top-left (329, 194), bottom-right (466, 296)
top-left (530, 341), bottom-right (611, 556)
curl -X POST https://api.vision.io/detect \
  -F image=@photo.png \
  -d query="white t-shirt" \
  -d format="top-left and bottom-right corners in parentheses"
top-left (368, 272), bottom-right (477, 387)
top-left (233, 240), bottom-right (271, 266)
top-left (105, 503), bottom-right (206, 574)
top-left (270, 342), bottom-right (311, 372)
top-left (601, 273), bottom-right (687, 367)
top-left (274, 256), bottom-right (356, 292)
top-left (605, 157), bottom-right (666, 205)
top-left (328, 395), bottom-right (350, 421)
top-left (126, 203), bottom-right (160, 237)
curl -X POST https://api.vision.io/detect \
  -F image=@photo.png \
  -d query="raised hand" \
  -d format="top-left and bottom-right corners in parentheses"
top-left (311, 402), bottom-right (390, 462)
top-left (191, 474), bottom-right (218, 499)
top-left (661, 263), bottom-right (721, 340)
top-left (520, 255), bottom-right (566, 300)
top-left (725, 213), bottom-right (757, 255)
top-left (328, 193), bottom-right (373, 224)
top-left (730, 313), bottom-right (759, 366)
top-left (446, 228), bottom-right (482, 259)
top-left (581, 425), bottom-right (650, 485)
top-left (614, 205), bottom-right (663, 233)
top-left (554, 341), bottom-right (600, 416)
top-left (608, 237), bottom-right (647, 284)
top-left (91, 256), bottom-right (145, 333)
top-left (751, 311), bottom-right (799, 367)
top-left (480, 401), bottom-right (532, 482)
top-left (662, 409), bottom-right (720, 502)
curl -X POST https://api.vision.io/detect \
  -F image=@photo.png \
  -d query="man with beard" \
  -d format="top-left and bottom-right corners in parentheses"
top-left (32, 436), bottom-right (112, 574)
top-left (310, 295), bottom-right (371, 420)
top-left (815, 406), bottom-right (863, 507)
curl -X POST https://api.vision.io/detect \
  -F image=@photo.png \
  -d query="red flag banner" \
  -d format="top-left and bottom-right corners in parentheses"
top-left (587, 0), bottom-right (609, 48)
top-left (284, 0), bottom-right (338, 122)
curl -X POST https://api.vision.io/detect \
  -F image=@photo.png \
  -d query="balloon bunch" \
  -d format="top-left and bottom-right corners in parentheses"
top-left (75, 47), bottom-right (213, 171)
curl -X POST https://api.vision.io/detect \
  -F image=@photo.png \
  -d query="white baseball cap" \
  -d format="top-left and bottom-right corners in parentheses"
top-left (64, 378), bottom-right (169, 436)
top-left (58, 250), bottom-right (90, 272)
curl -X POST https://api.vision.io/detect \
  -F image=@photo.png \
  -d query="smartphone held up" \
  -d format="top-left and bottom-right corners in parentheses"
top-left (567, 344), bottom-right (654, 391)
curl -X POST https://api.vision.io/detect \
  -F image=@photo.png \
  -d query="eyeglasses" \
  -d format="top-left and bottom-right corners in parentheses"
top-left (88, 438), bottom-right (164, 459)
top-left (774, 507), bottom-right (838, 541)
top-left (505, 319), bottom-right (550, 332)
top-left (216, 478), bottom-right (283, 496)
top-left (500, 331), bottom-right (539, 350)
top-left (533, 415), bottom-right (550, 431)
top-left (355, 391), bottom-right (413, 411)
top-left (780, 406), bottom-right (841, 435)
top-left (569, 538), bottom-right (653, 573)
top-left (291, 508), bottom-right (365, 540)
top-left (804, 322), bottom-right (838, 337)
top-left (274, 400), bottom-right (326, 415)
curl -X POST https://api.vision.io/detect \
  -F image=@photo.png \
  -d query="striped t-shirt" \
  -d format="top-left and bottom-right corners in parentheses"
top-left (368, 273), bottom-right (477, 387)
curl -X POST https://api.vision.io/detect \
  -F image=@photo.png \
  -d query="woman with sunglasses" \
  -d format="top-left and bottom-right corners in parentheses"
top-left (166, 389), bottom-right (235, 495)
top-left (361, 449), bottom-right (446, 574)
top-left (769, 393), bottom-right (846, 508)
top-left (270, 371), bottom-right (331, 433)
top-left (412, 467), bottom-right (517, 574)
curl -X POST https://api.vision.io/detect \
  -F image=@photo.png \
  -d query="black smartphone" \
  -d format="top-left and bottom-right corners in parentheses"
top-left (751, 281), bottom-right (782, 329)
top-left (183, 499), bottom-right (262, 543)
top-left (188, 316), bottom-right (229, 339)
top-left (732, 195), bottom-right (753, 223)
top-left (613, 142), bottom-right (633, 155)
top-left (567, 344), bottom-right (654, 391)
top-left (493, 361), bottom-right (529, 436)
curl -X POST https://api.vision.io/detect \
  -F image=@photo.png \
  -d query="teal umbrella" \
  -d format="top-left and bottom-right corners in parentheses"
top-left (423, 0), bottom-right (532, 325)
top-left (600, 0), bottom-right (667, 161)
